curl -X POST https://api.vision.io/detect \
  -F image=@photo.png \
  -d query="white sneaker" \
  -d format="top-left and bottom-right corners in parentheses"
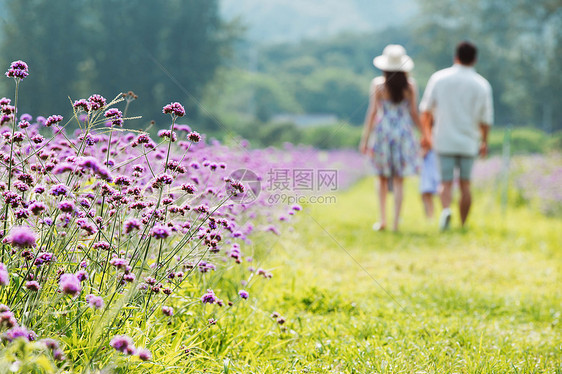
top-left (439, 208), bottom-right (451, 231)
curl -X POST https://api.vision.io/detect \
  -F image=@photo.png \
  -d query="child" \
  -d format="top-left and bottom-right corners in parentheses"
top-left (420, 149), bottom-right (440, 219)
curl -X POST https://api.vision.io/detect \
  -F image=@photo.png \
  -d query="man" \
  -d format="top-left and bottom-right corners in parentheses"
top-left (419, 41), bottom-right (493, 230)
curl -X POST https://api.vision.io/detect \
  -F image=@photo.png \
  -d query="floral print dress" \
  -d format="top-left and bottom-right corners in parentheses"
top-left (371, 100), bottom-right (419, 177)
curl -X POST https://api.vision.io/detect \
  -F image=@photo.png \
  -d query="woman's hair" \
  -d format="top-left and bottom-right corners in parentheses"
top-left (383, 71), bottom-right (408, 103)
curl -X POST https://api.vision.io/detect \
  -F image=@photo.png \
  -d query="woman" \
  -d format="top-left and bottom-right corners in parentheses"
top-left (359, 44), bottom-right (425, 231)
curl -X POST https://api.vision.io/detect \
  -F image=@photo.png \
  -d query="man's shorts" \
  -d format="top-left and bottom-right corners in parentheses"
top-left (438, 154), bottom-right (475, 182)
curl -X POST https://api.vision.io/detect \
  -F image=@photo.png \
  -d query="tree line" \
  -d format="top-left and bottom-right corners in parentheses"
top-left (0, 0), bottom-right (235, 128)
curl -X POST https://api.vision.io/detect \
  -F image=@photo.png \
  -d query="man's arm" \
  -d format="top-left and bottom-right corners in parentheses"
top-left (479, 123), bottom-right (490, 158)
top-left (420, 111), bottom-right (433, 151)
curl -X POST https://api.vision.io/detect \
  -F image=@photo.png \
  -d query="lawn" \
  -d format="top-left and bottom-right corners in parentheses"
top-left (203, 177), bottom-right (561, 373)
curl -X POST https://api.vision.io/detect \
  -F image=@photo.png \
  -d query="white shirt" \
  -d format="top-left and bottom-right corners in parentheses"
top-left (419, 64), bottom-right (493, 156)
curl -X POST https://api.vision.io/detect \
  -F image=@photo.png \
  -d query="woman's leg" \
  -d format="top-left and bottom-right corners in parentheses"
top-left (377, 176), bottom-right (388, 229)
top-left (392, 176), bottom-right (404, 231)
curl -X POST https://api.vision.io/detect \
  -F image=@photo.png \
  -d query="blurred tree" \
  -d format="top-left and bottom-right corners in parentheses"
top-left (414, 0), bottom-right (562, 131)
top-left (0, 0), bottom-right (236, 127)
top-left (296, 68), bottom-right (367, 124)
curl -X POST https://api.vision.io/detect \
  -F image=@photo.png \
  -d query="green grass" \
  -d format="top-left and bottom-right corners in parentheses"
top-left (41, 178), bottom-right (559, 373)
top-left (190, 177), bottom-right (561, 373)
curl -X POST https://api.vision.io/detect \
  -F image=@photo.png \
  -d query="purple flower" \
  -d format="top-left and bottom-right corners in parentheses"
top-left (104, 108), bottom-right (123, 127)
top-left (162, 306), bottom-right (174, 316)
top-left (33, 252), bottom-right (54, 267)
top-left (123, 218), bottom-right (141, 234)
top-left (5, 60), bottom-right (29, 80)
top-left (50, 184), bottom-right (69, 197)
top-left (40, 339), bottom-right (64, 360)
top-left (40, 338), bottom-right (59, 350)
top-left (76, 270), bottom-right (89, 282)
top-left (0, 263), bottom-right (9, 286)
top-left (162, 102), bottom-right (186, 117)
top-left (88, 94), bottom-right (106, 110)
top-left (3, 326), bottom-right (35, 342)
top-left (20, 113), bottom-right (32, 121)
top-left (25, 281), bottom-right (40, 291)
top-left (73, 99), bottom-right (90, 112)
top-left (187, 131), bottom-right (201, 143)
top-left (77, 157), bottom-right (113, 181)
top-left (58, 200), bottom-right (75, 213)
top-left (201, 289), bottom-right (218, 304)
top-left (45, 115), bottom-right (63, 127)
top-left (137, 348), bottom-right (152, 361)
top-left (0, 310), bottom-right (18, 329)
top-left (151, 225), bottom-right (170, 239)
top-left (59, 273), bottom-right (81, 297)
top-left (238, 290), bottom-right (249, 299)
top-left (6, 226), bottom-right (36, 248)
top-left (110, 335), bottom-right (136, 355)
top-left (86, 294), bottom-right (104, 309)
top-left (109, 257), bottom-right (128, 269)
top-left (181, 183), bottom-right (196, 194)
top-left (29, 201), bottom-right (47, 216)
top-left (93, 241), bottom-right (111, 251)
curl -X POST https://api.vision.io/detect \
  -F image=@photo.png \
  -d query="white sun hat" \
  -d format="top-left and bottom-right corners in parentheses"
top-left (373, 44), bottom-right (414, 72)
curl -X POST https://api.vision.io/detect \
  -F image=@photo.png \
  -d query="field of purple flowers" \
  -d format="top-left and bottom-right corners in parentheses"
top-left (0, 61), bottom-right (369, 372)
top-left (472, 153), bottom-right (562, 216)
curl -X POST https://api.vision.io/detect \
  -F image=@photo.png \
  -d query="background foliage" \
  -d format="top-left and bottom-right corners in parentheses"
top-left (0, 0), bottom-right (560, 146)
top-left (0, 0), bottom-right (235, 127)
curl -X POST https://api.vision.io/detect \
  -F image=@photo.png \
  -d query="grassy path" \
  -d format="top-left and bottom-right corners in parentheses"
top-left (205, 178), bottom-right (561, 373)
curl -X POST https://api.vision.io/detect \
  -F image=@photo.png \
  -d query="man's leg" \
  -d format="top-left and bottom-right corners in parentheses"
top-left (459, 179), bottom-right (471, 226)
top-left (437, 154), bottom-right (454, 230)
top-left (458, 156), bottom-right (475, 227)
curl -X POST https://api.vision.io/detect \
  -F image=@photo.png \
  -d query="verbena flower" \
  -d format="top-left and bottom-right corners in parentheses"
top-left (5, 60), bottom-right (29, 80)
top-left (45, 115), bottom-right (63, 127)
top-left (50, 184), bottom-right (70, 197)
top-left (201, 289), bottom-right (218, 304)
top-left (109, 257), bottom-right (128, 269)
top-left (75, 270), bottom-right (88, 282)
top-left (73, 99), bottom-right (90, 112)
top-left (104, 108), bottom-right (123, 127)
top-left (187, 131), bottom-right (201, 143)
top-left (137, 348), bottom-right (152, 361)
top-left (88, 94), bottom-right (106, 111)
top-left (239, 290), bottom-right (249, 299)
top-left (151, 225), bottom-right (170, 239)
top-left (59, 273), bottom-right (81, 297)
top-left (85, 294), bottom-right (104, 309)
top-left (162, 306), bottom-right (174, 316)
top-left (0, 263), bottom-right (9, 286)
top-left (25, 281), bottom-right (40, 291)
top-left (3, 326), bottom-right (35, 342)
top-left (6, 226), bottom-right (36, 248)
top-left (110, 335), bottom-right (136, 355)
top-left (162, 102), bottom-right (185, 117)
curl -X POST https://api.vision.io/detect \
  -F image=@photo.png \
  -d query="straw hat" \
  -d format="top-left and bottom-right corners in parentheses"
top-left (373, 44), bottom-right (414, 72)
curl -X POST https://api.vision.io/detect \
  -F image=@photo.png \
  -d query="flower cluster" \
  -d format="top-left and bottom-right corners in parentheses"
top-left (162, 102), bottom-right (186, 117)
top-left (5, 60), bottom-right (29, 80)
